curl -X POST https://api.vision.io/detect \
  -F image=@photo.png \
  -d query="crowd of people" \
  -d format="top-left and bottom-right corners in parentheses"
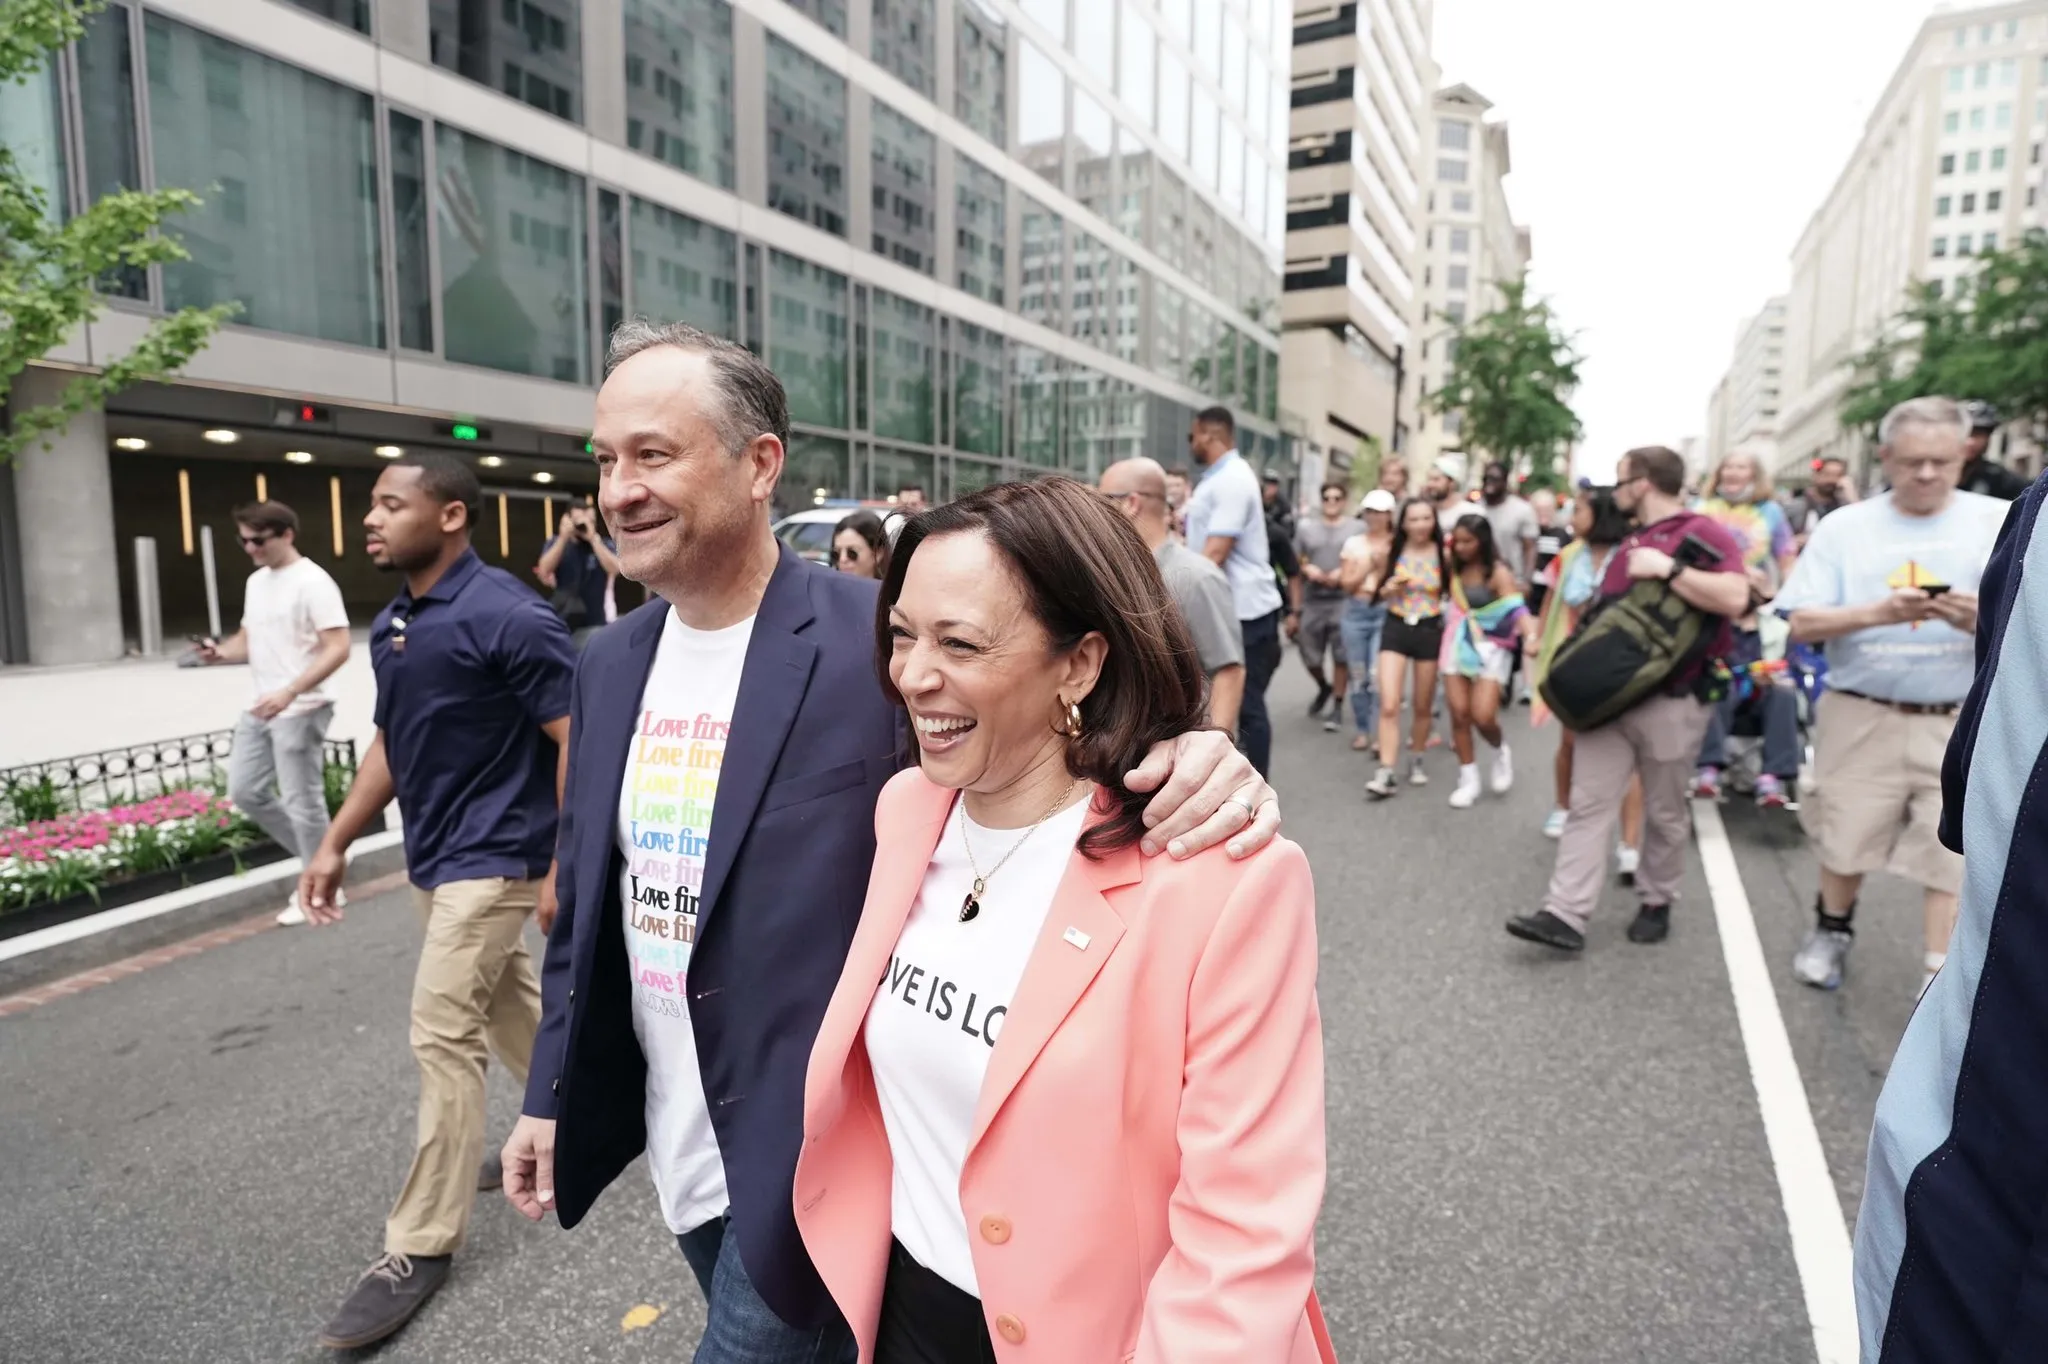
top-left (199, 308), bottom-right (2040, 1359)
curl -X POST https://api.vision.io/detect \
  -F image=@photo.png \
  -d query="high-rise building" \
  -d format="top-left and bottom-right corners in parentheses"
top-left (1409, 81), bottom-right (1528, 481)
top-left (1701, 295), bottom-right (1787, 472)
top-left (1, 0), bottom-right (1289, 664)
top-left (1280, 0), bottom-right (1434, 490)
top-left (1777, 1), bottom-right (2047, 485)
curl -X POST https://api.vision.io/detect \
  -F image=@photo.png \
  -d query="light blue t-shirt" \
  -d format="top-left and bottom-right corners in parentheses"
top-left (1184, 450), bottom-right (1284, 621)
top-left (1772, 490), bottom-right (2008, 704)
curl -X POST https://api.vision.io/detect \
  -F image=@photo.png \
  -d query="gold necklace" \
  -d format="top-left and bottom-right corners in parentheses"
top-left (957, 779), bottom-right (1086, 923)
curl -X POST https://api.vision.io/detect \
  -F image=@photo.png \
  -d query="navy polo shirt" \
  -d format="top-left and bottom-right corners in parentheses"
top-left (370, 549), bottom-right (577, 889)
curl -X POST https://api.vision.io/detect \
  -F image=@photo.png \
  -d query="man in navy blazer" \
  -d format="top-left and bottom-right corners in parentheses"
top-left (502, 322), bottom-right (1282, 1359)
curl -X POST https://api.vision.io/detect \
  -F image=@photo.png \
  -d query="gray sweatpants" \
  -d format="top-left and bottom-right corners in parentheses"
top-left (1542, 693), bottom-right (1711, 931)
top-left (228, 706), bottom-right (334, 863)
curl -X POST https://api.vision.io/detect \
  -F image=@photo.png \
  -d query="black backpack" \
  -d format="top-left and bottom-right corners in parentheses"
top-left (1538, 536), bottom-right (1725, 732)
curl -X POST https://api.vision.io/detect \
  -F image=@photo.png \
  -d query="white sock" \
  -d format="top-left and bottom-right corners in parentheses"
top-left (1458, 762), bottom-right (1479, 783)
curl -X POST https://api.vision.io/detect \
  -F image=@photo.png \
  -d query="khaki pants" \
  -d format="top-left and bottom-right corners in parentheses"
top-left (1804, 692), bottom-right (1963, 894)
top-left (385, 876), bottom-right (543, 1257)
top-left (1543, 693), bottom-right (1712, 932)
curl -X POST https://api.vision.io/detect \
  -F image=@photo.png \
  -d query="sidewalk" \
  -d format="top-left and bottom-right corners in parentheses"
top-left (0, 643), bottom-right (378, 768)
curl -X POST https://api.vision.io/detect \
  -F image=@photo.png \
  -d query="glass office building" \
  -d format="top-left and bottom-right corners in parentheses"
top-left (3, 0), bottom-right (1288, 660)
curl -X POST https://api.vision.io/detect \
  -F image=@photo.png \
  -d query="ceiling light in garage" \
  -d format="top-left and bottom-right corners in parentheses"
top-left (531, 470), bottom-right (555, 484)
top-left (203, 429), bottom-right (240, 444)
top-left (114, 437), bottom-right (149, 451)
top-left (479, 455), bottom-right (504, 468)
top-left (374, 445), bottom-right (403, 458)
top-left (284, 450), bottom-right (315, 464)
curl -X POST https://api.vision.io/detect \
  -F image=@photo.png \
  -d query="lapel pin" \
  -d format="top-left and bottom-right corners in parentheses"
top-left (1062, 926), bottom-right (1091, 951)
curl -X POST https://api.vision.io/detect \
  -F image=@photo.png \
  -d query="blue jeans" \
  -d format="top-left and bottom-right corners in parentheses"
top-left (1339, 600), bottom-right (1387, 732)
top-left (1237, 608), bottom-right (1283, 777)
top-left (678, 1214), bottom-right (857, 1364)
top-left (1697, 686), bottom-right (1801, 779)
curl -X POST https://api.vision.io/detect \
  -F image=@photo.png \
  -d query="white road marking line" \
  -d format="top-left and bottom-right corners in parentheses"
top-left (1693, 801), bottom-right (1857, 1364)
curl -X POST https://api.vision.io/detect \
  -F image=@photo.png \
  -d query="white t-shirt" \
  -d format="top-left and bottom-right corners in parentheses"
top-left (241, 557), bottom-right (348, 718)
top-left (864, 793), bottom-right (1091, 1295)
top-left (618, 608), bottom-right (754, 1234)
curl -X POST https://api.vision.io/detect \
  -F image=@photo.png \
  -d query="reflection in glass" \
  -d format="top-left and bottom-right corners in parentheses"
top-left (871, 446), bottom-right (938, 502)
top-left (1186, 193), bottom-right (1218, 296)
top-left (1019, 0), bottom-right (1064, 44)
top-left (1019, 197), bottom-right (1065, 332)
top-left (433, 122), bottom-right (589, 380)
top-left (79, 5), bottom-right (147, 298)
top-left (1219, 123), bottom-right (1244, 217)
top-left (1152, 277), bottom-right (1186, 381)
top-left (873, 0), bottom-right (936, 97)
top-left (1259, 345), bottom-right (1279, 421)
top-left (955, 153), bottom-right (1006, 305)
top-left (769, 250), bottom-right (849, 427)
top-left (624, 0), bottom-right (735, 189)
top-left (1065, 370), bottom-right (1135, 476)
top-left (766, 35), bottom-right (848, 236)
top-left (630, 198), bottom-right (739, 337)
top-left (955, 0), bottom-right (1007, 146)
top-left (784, 434), bottom-right (851, 504)
top-left (1153, 167), bottom-right (1187, 272)
top-left (954, 322), bottom-right (1004, 455)
top-left (1010, 344), bottom-right (1061, 467)
top-left (1, 57), bottom-right (66, 227)
top-left (388, 112), bottom-right (432, 350)
top-left (1191, 85), bottom-right (1218, 190)
top-left (1072, 0), bottom-right (1113, 85)
top-left (1248, 60), bottom-right (1268, 143)
top-left (1016, 38), bottom-right (1065, 191)
top-left (428, 0), bottom-right (582, 122)
top-left (281, 0), bottom-right (370, 31)
top-left (783, 0), bottom-right (848, 37)
top-left (871, 101), bottom-right (937, 275)
top-left (872, 291), bottom-right (935, 444)
top-left (1192, 0), bottom-right (1221, 79)
top-left (1119, 11), bottom-right (1154, 126)
top-left (1073, 92), bottom-right (1114, 219)
top-left (1160, 0), bottom-right (1191, 43)
top-left (147, 14), bottom-right (384, 348)
top-left (1157, 50), bottom-right (1189, 159)
top-left (1113, 140), bottom-right (1147, 246)
top-left (599, 190), bottom-right (623, 358)
top-left (951, 457), bottom-right (1002, 496)
top-left (1221, 13), bottom-right (1245, 110)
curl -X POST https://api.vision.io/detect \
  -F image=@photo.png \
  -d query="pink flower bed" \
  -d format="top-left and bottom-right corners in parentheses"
top-left (0, 789), bottom-right (236, 863)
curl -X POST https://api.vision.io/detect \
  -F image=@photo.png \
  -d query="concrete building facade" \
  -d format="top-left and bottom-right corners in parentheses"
top-left (1777, 1), bottom-right (2048, 485)
top-left (1280, 0), bottom-right (1433, 489)
top-left (2, 0), bottom-right (1289, 664)
top-left (1701, 295), bottom-right (1786, 473)
top-left (1408, 81), bottom-right (1527, 481)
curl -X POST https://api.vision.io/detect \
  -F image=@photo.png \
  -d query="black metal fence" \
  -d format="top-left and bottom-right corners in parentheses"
top-left (0, 731), bottom-right (361, 825)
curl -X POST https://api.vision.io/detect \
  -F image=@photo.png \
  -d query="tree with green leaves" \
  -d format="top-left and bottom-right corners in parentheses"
top-left (1841, 232), bottom-right (2048, 441)
top-left (1, 0), bottom-right (235, 465)
top-left (1427, 276), bottom-right (1584, 489)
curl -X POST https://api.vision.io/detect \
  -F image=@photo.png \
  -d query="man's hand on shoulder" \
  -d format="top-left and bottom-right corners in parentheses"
top-left (1124, 731), bottom-right (1278, 861)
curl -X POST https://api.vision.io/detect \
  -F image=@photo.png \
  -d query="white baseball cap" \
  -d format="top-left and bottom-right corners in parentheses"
top-left (1360, 489), bottom-right (1398, 513)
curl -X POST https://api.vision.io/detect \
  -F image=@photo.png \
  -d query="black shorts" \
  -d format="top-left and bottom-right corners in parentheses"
top-left (1381, 613), bottom-right (1445, 661)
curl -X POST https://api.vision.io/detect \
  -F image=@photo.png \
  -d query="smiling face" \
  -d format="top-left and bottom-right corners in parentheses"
top-left (1717, 453), bottom-right (1758, 502)
top-left (1401, 501), bottom-right (1438, 547)
top-left (833, 528), bottom-right (879, 577)
top-left (887, 531), bottom-right (1104, 797)
top-left (1449, 522), bottom-right (1482, 565)
top-left (237, 522), bottom-right (295, 568)
top-left (591, 345), bottom-right (781, 596)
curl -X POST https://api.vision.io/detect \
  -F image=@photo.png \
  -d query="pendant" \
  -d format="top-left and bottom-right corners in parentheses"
top-left (959, 878), bottom-right (985, 923)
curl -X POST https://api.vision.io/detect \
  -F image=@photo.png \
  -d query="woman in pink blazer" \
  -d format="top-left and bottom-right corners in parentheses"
top-left (796, 476), bottom-right (1335, 1363)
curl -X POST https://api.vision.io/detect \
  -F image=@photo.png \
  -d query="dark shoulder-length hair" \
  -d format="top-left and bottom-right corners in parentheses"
top-left (874, 477), bottom-right (1207, 859)
top-left (1577, 487), bottom-right (1631, 547)
top-left (833, 508), bottom-right (892, 578)
top-left (1447, 512), bottom-right (1499, 577)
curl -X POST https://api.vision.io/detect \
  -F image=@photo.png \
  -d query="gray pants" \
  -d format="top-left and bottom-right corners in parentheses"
top-left (1542, 693), bottom-right (1711, 931)
top-left (228, 706), bottom-right (334, 863)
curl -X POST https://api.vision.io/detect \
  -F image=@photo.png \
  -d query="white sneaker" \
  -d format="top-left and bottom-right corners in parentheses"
top-left (1489, 743), bottom-right (1514, 795)
top-left (1449, 764), bottom-right (1481, 809)
top-left (276, 894), bottom-right (307, 927)
top-left (1543, 808), bottom-right (1568, 839)
top-left (1408, 755), bottom-right (1429, 786)
top-left (1615, 845), bottom-right (1640, 885)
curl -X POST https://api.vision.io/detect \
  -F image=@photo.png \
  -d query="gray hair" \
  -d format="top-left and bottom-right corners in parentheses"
top-left (1878, 396), bottom-right (1969, 450)
top-left (604, 319), bottom-right (791, 457)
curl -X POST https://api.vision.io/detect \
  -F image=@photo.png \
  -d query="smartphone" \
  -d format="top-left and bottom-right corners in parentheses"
top-left (1920, 583), bottom-right (1951, 597)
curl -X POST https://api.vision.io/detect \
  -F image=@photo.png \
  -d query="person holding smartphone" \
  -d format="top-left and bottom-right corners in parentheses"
top-left (535, 503), bottom-right (622, 648)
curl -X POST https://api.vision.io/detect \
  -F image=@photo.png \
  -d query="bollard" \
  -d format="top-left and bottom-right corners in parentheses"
top-left (133, 536), bottom-right (163, 656)
top-left (199, 523), bottom-right (223, 639)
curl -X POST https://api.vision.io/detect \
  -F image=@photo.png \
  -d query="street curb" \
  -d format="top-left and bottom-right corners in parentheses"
top-left (0, 830), bottom-right (408, 998)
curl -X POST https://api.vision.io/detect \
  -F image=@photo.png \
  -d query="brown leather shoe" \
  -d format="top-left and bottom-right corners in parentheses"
top-left (317, 1253), bottom-right (451, 1350)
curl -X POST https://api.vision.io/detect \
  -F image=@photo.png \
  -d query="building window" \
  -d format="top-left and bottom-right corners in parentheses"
top-left (1988, 189), bottom-right (2003, 211)
top-left (870, 290), bottom-right (934, 444)
top-left (1017, 38), bottom-right (1066, 191)
top-left (1451, 190), bottom-right (1473, 212)
top-left (1439, 119), bottom-right (1470, 150)
top-left (429, 0), bottom-right (582, 123)
top-left (1933, 236), bottom-right (1948, 257)
top-left (2001, 57), bottom-right (2018, 85)
top-left (1450, 226), bottom-right (1470, 253)
top-left (623, 0), bottom-right (736, 191)
top-left (871, 0), bottom-right (935, 96)
top-left (2034, 142), bottom-right (2043, 165)
top-left (769, 251), bottom-right (849, 426)
top-left (783, 0), bottom-right (848, 37)
top-left (282, 0), bottom-right (370, 32)
top-left (433, 123), bottom-right (588, 380)
top-left (1447, 264), bottom-right (1468, 290)
top-left (1963, 192), bottom-right (1977, 212)
top-left (1975, 61), bottom-right (1990, 88)
top-left (2030, 186), bottom-right (2038, 207)
top-left (1941, 153), bottom-right (1956, 174)
top-left (954, 0), bottom-right (1006, 145)
top-left (1997, 102), bottom-right (2014, 129)
top-left (954, 152), bottom-right (1006, 304)
top-left (1444, 300), bottom-right (1465, 324)
top-left (1984, 231), bottom-right (1999, 252)
top-left (1958, 233), bottom-right (1973, 254)
top-left (1936, 195), bottom-right (1952, 216)
top-left (1966, 150), bottom-right (1981, 171)
top-left (954, 321), bottom-right (1003, 456)
top-left (1971, 106), bottom-right (1986, 130)
top-left (146, 13), bottom-right (387, 348)
top-left (1992, 146), bottom-right (2007, 168)
top-left (630, 198), bottom-right (739, 337)
top-left (1018, 196), bottom-right (1065, 332)
top-left (1442, 410), bottom-right (1463, 437)
top-left (869, 101), bottom-right (936, 275)
top-left (1945, 111), bottom-right (1960, 133)
top-left (1437, 158), bottom-right (1468, 183)
top-left (1119, 10), bottom-right (1155, 129)
top-left (388, 112), bottom-right (432, 351)
top-left (765, 34), bottom-right (848, 237)
top-left (1948, 67), bottom-right (1964, 92)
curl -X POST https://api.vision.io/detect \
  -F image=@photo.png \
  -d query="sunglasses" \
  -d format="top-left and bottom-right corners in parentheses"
top-left (835, 545), bottom-right (867, 562)
top-left (238, 532), bottom-right (275, 547)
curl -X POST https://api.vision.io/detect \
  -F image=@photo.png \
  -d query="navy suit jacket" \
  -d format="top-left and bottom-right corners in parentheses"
top-left (524, 543), bottom-right (906, 1328)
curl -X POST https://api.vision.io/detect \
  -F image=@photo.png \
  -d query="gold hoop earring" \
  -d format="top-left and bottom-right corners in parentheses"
top-left (1054, 697), bottom-right (1084, 739)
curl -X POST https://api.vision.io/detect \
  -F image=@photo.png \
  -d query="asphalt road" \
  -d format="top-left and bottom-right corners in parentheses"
top-left (1, 662), bottom-right (1935, 1363)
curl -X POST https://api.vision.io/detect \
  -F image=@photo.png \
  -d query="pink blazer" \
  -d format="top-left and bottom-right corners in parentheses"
top-left (796, 770), bottom-right (1336, 1363)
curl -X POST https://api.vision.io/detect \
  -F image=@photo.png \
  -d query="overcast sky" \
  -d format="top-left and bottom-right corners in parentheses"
top-left (1432, 0), bottom-right (1950, 479)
